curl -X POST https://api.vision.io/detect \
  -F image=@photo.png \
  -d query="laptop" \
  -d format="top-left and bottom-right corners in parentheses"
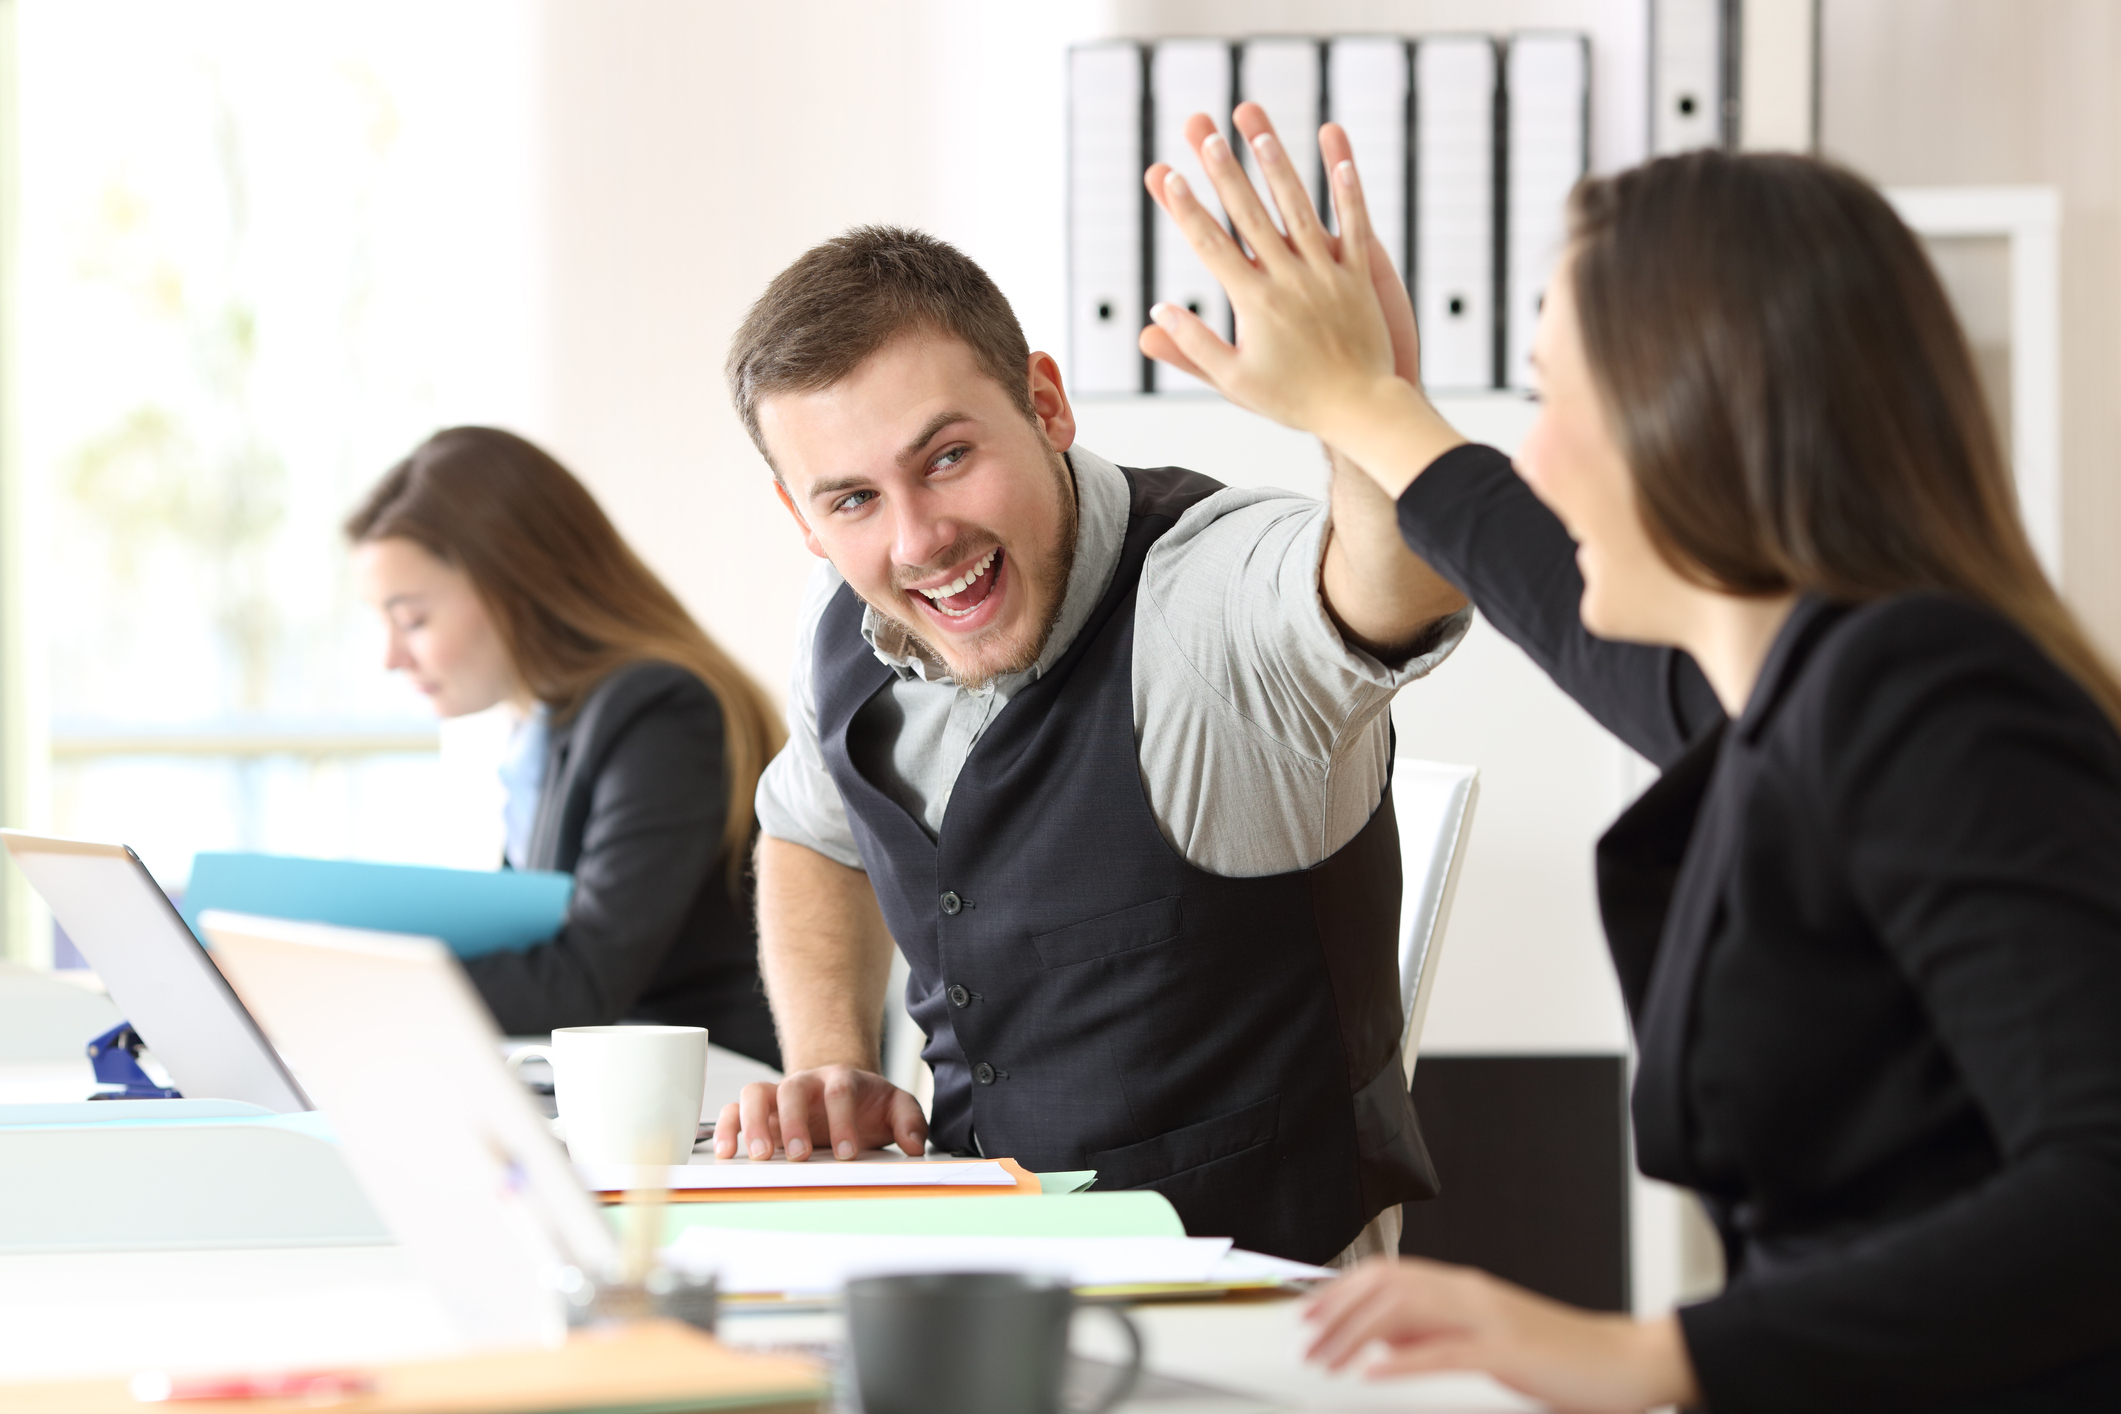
top-left (200, 911), bottom-right (620, 1348)
top-left (0, 832), bottom-right (309, 1113)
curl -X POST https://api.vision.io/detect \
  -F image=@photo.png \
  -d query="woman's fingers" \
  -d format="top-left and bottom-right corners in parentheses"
top-left (1364, 1339), bottom-right (1485, 1380)
top-left (1146, 300), bottom-right (1235, 386)
top-left (1234, 107), bottom-right (1332, 260)
top-left (1147, 165), bottom-right (1259, 295)
top-left (1137, 322), bottom-right (1211, 382)
top-left (1192, 126), bottom-right (1291, 272)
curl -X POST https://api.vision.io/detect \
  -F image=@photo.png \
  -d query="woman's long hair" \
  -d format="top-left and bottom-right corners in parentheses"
top-left (1568, 150), bottom-right (2121, 729)
top-left (347, 427), bottom-right (785, 893)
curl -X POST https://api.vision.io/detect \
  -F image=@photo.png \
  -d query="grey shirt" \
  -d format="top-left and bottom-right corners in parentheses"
top-left (756, 445), bottom-right (1470, 879)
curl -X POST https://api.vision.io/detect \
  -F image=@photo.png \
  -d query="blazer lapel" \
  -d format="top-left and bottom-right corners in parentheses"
top-left (1623, 596), bottom-right (1850, 1179)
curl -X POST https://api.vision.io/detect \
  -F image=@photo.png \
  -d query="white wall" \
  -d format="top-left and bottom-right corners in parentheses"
top-left (529, 0), bottom-right (1674, 1307)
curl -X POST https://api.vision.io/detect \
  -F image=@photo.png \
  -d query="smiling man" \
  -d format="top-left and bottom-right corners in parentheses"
top-left (717, 227), bottom-right (1468, 1265)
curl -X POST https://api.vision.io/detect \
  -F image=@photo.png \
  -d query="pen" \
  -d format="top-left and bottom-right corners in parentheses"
top-left (129, 1368), bottom-right (376, 1403)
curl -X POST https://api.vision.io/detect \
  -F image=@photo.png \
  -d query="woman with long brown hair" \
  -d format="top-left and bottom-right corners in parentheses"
top-left (1144, 107), bottom-right (2121, 1410)
top-left (347, 427), bottom-right (785, 1065)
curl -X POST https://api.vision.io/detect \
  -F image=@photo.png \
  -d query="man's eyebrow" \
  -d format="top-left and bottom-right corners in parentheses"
top-left (895, 411), bottom-right (974, 468)
top-left (804, 412), bottom-right (977, 501)
top-left (805, 475), bottom-right (869, 501)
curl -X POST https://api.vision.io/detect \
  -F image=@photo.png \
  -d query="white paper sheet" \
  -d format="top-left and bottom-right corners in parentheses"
top-left (576, 1157), bottom-right (1014, 1193)
top-left (666, 1228), bottom-right (1236, 1295)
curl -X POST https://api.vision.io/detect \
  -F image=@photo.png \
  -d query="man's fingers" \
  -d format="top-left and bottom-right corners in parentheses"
top-left (713, 1101), bottom-right (741, 1159)
top-left (737, 1081), bottom-right (778, 1161)
top-left (1147, 298), bottom-right (1235, 388)
top-left (1327, 156), bottom-right (1376, 282)
top-left (888, 1088), bottom-right (930, 1157)
top-left (1143, 161), bottom-right (1176, 212)
top-left (775, 1075), bottom-right (819, 1161)
top-left (819, 1069), bottom-right (864, 1161)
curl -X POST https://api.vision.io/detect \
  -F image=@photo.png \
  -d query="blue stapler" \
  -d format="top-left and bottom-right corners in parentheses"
top-left (86, 1022), bottom-right (184, 1100)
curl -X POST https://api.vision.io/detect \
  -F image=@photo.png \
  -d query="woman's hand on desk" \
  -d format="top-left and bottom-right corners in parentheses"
top-left (712, 1065), bottom-right (928, 1161)
top-left (1302, 1256), bottom-right (1701, 1413)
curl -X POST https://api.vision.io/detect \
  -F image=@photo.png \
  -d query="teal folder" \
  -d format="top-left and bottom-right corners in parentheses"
top-left (181, 853), bottom-right (573, 959)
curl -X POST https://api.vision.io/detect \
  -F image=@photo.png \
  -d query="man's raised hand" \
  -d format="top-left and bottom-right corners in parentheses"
top-left (712, 1064), bottom-right (929, 1161)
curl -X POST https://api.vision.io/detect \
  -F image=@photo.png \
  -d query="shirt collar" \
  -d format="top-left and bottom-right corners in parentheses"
top-left (860, 446), bottom-right (1131, 690)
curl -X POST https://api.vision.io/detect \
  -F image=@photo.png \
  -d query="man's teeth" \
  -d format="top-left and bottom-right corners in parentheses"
top-left (916, 549), bottom-right (997, 606)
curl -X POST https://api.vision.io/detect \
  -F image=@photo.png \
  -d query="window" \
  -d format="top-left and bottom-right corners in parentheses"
top-left (12, 1), bottom-right (542, 957)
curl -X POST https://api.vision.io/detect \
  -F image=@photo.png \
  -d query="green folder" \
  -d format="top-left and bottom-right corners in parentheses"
top-left (181, 853), bottom-right (572, 958)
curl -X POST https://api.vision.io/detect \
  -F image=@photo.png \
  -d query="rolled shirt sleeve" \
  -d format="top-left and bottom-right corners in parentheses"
top-left (1134, 485), bottom-right (1470, 876)
top-left (753, 560), bottom-right (866, 871)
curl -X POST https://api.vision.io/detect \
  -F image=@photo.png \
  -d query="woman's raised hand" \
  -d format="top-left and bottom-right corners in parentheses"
top-left (1141, 104), bottom-right (1400, 436)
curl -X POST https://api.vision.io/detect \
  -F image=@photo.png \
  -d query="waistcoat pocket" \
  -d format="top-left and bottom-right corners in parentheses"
top-left (1086, 1092), bottom-right (1279, 1190)
top-left (1031, 894), bottom-right (1183, 969)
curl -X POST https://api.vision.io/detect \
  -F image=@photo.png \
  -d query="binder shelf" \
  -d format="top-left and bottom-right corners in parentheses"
top-left (1067, 33), bottom-right (1589, 396)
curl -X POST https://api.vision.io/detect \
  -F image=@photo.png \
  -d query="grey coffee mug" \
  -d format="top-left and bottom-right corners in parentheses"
top-left (846, 1271), bottom-right (1143, 1414)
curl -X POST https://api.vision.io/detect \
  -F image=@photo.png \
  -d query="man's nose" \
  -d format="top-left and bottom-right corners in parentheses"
top-left (891, 503), bottom-right (960, 573)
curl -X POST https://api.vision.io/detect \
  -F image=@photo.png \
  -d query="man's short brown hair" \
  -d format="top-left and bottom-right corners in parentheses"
top-left (725, 226), bottom-right (1034, 474)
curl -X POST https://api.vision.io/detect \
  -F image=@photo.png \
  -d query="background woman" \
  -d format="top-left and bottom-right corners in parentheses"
top-left (348, 426), bottom-right (784, 1066)
top-left (1143, 107), bottom-right (2121, 1410)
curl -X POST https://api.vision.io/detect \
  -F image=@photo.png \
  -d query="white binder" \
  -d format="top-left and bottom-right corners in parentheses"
top-left (1652, 0), bottom-right (1727, 154)
top-left (1415, 36), bottom-right (1499, 391)
top-left (1504, 33), bottom-right (1589, 390)
top-left (1150, 37), bottom-right (1233, 393)
top-left (1068, 42), bottom-right (1147, 396)
top-left (1236, 37), bottom-right (1322, 234)
top-left (1324, 36), bottom-right (1410, 278)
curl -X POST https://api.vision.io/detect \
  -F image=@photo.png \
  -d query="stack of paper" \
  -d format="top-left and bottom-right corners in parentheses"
top-left (577, 1154), bottom-right (1039, 1203)
top-left (668, 1228), bottom-right (1237, 1296)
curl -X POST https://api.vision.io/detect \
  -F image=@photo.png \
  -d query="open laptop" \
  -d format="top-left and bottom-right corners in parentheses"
top-left (1, 832), bottom-right (309, 1113)
top-left (200, 911), bottom-right (620, 1348)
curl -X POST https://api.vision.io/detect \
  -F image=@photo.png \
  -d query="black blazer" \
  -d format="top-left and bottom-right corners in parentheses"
top-left (1398, 445), bottom-right (2121, 1413)
top-left (461, 661), bottom-right (780, 1067)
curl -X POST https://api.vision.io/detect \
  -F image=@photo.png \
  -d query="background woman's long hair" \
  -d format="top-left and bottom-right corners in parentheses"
top-left (1568, 150), bottom-right (2121, 729)
top-left (346, 427), bottom-right (786, 893)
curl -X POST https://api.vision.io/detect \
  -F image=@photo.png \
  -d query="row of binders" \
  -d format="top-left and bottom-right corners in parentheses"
top-left (1069, 34), bottom-right (1589, 396)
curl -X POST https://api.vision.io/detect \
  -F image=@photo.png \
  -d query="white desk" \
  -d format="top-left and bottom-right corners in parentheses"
top-left (0, 1242), bottom-right (1538, 1410)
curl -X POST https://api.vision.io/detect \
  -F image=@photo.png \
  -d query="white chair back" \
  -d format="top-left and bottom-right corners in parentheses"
top-left (1393, 760), bottom-right (1480, 1083)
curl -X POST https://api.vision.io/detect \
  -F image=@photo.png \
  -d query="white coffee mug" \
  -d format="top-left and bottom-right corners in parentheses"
top-left (507, 1024), bottom-right (707, 1166)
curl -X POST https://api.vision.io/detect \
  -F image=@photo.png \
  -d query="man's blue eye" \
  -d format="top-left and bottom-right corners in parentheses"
top-left (836, 490), bottom-right (877, 513)
top-left (933, 446), bottom-right (967, 471)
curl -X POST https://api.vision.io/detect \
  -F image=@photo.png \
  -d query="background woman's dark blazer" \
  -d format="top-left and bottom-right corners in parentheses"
top-left (1398, 444), bottom-right (2121, 1413)
top-left (461, 661), bottom-right (781, 1068)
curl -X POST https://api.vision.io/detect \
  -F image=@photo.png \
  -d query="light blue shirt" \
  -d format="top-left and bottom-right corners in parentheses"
top-left (498, 705), bottom-right (550, 870)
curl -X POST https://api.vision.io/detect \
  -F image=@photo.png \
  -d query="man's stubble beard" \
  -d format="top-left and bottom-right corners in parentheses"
top-left (875, 448), bottom-right (1080, 692)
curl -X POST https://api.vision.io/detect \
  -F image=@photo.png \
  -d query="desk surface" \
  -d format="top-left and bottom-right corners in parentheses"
top-left (0, 1243), bottom-right (1538, 1412)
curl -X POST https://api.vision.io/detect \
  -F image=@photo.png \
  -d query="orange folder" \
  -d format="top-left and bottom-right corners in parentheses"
top-left (591, 1157), bottom-right (1043, 1204)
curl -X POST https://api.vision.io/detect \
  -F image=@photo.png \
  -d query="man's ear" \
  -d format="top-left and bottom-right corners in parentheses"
top-left (1026, 351), bottom-right (1077, 455)
top-left (772, 478), bottom-right (830, 559)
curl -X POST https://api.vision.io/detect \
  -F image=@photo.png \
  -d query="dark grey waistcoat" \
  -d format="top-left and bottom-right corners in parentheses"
top-left (814, 465), bottom-right (1437, 1262)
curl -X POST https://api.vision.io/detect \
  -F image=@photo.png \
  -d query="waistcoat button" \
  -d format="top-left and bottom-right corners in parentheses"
top-left (940, 890), bottom-right (963, 915)
top-left (973, 1061), bottom-right (996, 1085)
top-left (947, 984), bottom-right (971, 1008)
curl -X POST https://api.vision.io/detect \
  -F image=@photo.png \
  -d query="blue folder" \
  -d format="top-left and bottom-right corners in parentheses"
top-left (180, 853), bottom-right (573, 959)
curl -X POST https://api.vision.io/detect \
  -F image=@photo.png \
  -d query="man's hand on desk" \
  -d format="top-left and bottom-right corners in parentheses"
top-left (713, 1064), bottom-right (929, 1161)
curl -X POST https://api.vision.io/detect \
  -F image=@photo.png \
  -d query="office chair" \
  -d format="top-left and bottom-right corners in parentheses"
top-left (1393, 760), bottom-right (1480, 1084)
